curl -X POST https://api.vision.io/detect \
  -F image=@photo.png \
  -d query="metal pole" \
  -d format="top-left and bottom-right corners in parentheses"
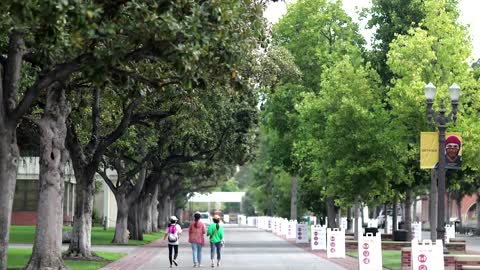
top-left (437, 102), bottom-right (447, 244)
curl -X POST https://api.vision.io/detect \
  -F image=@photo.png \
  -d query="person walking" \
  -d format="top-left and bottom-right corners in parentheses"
top-left (189, 212), bottom-right (206, 267)
top-left (207, 215), bottom-right (224, 268)
top-left (163, 216), bottom-right (182, 268)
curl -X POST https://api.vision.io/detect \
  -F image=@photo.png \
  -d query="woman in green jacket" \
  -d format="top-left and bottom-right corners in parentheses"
top-left (207, 215), bottom-right (224, 268)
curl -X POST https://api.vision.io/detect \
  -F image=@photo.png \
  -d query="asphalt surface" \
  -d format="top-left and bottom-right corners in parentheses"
top-left (139, 226), bottom-right (346, 270)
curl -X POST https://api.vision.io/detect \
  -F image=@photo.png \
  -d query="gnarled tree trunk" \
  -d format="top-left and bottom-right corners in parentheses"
top-left (64, 172), bottom-right (96, 258)
top-left (112, 193), bottom-right (130, 244)
top-left (151, 184), bottom-right (159, 232)
top-left (26, 86), bottom-right (69, 270)
top-left (128, 200), bottom-right (144, 241)
top-left (0, 126), bottom-right (19, 270)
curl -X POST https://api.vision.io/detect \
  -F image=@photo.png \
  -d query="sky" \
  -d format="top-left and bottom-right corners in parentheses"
top-left (264, 0), bottom-right (480, 60)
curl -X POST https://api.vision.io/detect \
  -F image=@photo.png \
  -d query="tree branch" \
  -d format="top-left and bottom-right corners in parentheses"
top-left (4, 31), bottom-right (25, 115)
top-left (13, 53), bottom-right (94, 122)
top-left (110, 67), bottom-right (180, 89)
top-left (97, 166), bottom-right (117, 194)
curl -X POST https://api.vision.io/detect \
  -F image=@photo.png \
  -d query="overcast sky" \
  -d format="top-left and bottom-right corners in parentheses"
top-left (264, 0), bottom-right (480, 60)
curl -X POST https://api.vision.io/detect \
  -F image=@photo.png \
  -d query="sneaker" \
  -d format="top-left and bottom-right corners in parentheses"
top-left (193, 263), bottom-right (197, 268)
top-left (211, 262), bottom-right (215, 268)
top-left (198, 264), bottom-right (202, 268)
top-left (173, 259), bottom-right (178, 266)
top-left (217, 261), bottom-right (221, 267)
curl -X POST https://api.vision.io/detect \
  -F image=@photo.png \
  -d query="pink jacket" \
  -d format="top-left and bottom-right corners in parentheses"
top-left (188, 220), bottom-right (206, 245)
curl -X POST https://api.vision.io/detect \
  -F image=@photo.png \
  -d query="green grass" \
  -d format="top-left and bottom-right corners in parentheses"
top-left (347, 250), bottom-right (401, 270)
top-left (7, 249), bottom-right (126, 270)
top-left (9, 226), bottom-right (164, 245)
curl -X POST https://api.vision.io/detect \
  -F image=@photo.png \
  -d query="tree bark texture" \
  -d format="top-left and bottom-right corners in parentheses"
top-left (290, 175), bottom-right (297, 220)
top-left (393, 194), bottom-right (398, 232)
top-left (128, 200), bottom-right (144, 241)
top-left (354, 198), bottom-right (361, 240)
top-left (0, 126), bottom-right (19, 270)
top-left (65, 173), bottom-right (96, 258)
top-left (112, 194), bottom-right (130, 244)
top-left (157, 195), bottom-right (169, 229)
top-left (405, 190), bottom-right (412, 241)
top-left (151, 184), bottom-right (159, 232)
top-left (476, 189), bottom-right (480, 236)
top-left (25, 86), bottom-right (69, 270)
top-left (0, 32), bottom-right (23, 270)
top-left (326, 196), bottom-right (337, 228)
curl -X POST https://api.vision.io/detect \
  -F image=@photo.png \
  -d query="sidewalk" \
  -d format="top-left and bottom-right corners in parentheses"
top-left (100, 239), bottom-right (167, 270)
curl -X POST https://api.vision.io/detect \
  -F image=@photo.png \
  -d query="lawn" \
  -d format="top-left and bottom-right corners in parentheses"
top-left (347, 250), bottom-right (401, 270)
top-left (9, 226), bottom-right (164, 245)
top-left (7, 248), bottom-right (125, 270)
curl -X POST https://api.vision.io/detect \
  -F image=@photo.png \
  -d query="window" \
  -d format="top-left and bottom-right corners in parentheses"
top-left (13, 180), bottom-right (39, 211)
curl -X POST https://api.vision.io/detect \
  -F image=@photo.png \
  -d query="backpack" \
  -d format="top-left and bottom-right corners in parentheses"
top-left (168, 225), bottom-right (178, 243)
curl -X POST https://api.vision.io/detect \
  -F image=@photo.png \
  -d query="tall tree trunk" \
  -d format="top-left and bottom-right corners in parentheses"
top-left (413, 197), bottom-right (418, 222)
top-left (354, 198), bottom-right (361, 240)
top-left (326, 196), bottom-right (337, 228)
top-left (430, 169), bottom-right (438, 240)
top-left (151, 184), bottom-right (159, 232)
top-left (0, 125), bottom-right (20, 270)
top-left (65, 173), bottom-right (96, 258)
top-left (128, 200), bottom-right (144, 241)
top-left (384, 204), bottom-right (389, 232)
top-left (158, 195), bottom-right (168, 229)
top-left (393, 194), bottom-right (398, 232)
top-left (142, 195), bottom-right (153, 234)
top-left (112, 193), bottom-right (129, 244)
top-left (405, 190), bottom-right (412, 241)
top-left (26, 86), bottom-right (69, 270)
top-left (290, 175), bottom-right (297, 220)
top-left (347, 207), bottom-right (352, 232)
top-left (456, 195), bottom-right (462, 230)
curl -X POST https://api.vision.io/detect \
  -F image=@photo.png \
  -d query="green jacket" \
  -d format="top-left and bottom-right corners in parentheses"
top-left (207, 223), bottom-right (224, 243)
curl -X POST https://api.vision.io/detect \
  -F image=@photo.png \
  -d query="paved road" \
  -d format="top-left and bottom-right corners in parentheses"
top-left (139, 226), bottom-right (346, 270)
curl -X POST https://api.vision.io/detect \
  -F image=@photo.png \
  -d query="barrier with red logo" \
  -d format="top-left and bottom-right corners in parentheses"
top-left (358, 232), bottom-right (382, 270)
top-left (311, 225), bottom-right (327, 250)
top-left (327, 228), bottom-right (345, 258)
top-left (296, 223), bottom-right (309, 244)
top-left (411, 239), bottom-right (444, 270)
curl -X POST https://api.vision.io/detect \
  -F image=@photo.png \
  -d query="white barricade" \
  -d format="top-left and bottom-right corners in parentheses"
top-left (412, 222), bottom-right (422, 241)
top-left (296, 223), bottom-right (309, 243)
top-left (358, 232), bottom-right (382, 270)
top-left (327, 228), bottom-right (345, 258)
top-left (281, 219), bottom-right (288, 237)
top-left (341, 218), bottom-right (348, 231)
top-left (311, 225), bottom-right (327, 250)
top-left (411, 240), bottom-right (444, 270)
top-left (286, 220), bottom-right (297, 239)
top-left (445, 224), bottom-right (455, 243)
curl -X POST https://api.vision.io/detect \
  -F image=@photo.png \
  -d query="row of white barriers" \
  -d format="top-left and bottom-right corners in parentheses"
top-left (246, 216), bottom-right (448, 270)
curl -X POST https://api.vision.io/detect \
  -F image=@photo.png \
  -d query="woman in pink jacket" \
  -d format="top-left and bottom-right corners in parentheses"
top-left (189, 212), bottom-right (206, 268)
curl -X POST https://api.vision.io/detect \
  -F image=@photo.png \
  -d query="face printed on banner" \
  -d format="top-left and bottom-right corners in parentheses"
top-left (445, 135), bottom-right (461, 162)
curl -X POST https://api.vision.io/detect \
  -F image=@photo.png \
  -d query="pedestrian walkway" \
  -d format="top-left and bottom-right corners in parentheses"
top-left (101, 226), bottom-right (347, 269)
top-left (100, 239), bottom-right (167, 270)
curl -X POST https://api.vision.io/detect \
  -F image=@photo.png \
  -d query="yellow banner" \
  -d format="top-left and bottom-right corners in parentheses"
top-left (420, 132), bottom-right (462, 169)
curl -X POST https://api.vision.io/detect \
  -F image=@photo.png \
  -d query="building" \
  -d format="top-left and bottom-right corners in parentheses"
top-left (12, 157), bottom-right (118, 228)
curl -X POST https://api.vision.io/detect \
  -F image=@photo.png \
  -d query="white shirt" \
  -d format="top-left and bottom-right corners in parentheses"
top-left (165, 224), bottom-right (183, 245)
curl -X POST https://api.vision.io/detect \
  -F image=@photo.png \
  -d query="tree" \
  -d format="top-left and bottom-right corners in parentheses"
top-left (387, 0), bottom-right (478, 238)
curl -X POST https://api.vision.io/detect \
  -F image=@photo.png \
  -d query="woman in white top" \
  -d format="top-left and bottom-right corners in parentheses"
top-left (163, 216), bottom-right (183, 268)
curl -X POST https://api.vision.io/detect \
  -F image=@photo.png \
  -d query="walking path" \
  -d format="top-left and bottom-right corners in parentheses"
top-left (101, 226), bottom-right (348, 270)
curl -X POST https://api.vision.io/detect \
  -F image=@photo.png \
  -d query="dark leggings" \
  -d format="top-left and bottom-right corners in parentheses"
top-left (210, 242), bottom-right (222, 260)
top-left (168, 244), bottom-right (179, 265)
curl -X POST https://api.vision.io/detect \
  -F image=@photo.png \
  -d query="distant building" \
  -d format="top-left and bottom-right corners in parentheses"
top-left (12, 157), bottom-right (118, 228)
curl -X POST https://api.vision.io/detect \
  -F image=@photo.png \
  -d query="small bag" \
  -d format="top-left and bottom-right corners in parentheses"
top-left (168, 233), bottom-right (178, 243)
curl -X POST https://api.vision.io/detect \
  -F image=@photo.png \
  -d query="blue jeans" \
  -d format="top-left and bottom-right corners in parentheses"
top-left (210, 242), bottom-right (222, 260)
top-left (191, 243), bottom-right (202, 264)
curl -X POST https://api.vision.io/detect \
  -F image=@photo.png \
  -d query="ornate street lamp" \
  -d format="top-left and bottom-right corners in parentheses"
top-left (424, 82), bottom-right (460, 246)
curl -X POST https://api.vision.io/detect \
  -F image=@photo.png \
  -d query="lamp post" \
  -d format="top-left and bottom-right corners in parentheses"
top-left (424, 82), bottom-right (460, 245)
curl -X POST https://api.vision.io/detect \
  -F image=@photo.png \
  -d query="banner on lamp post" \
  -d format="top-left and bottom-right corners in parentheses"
top-left (420, 132), bottom-right (462, 169)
